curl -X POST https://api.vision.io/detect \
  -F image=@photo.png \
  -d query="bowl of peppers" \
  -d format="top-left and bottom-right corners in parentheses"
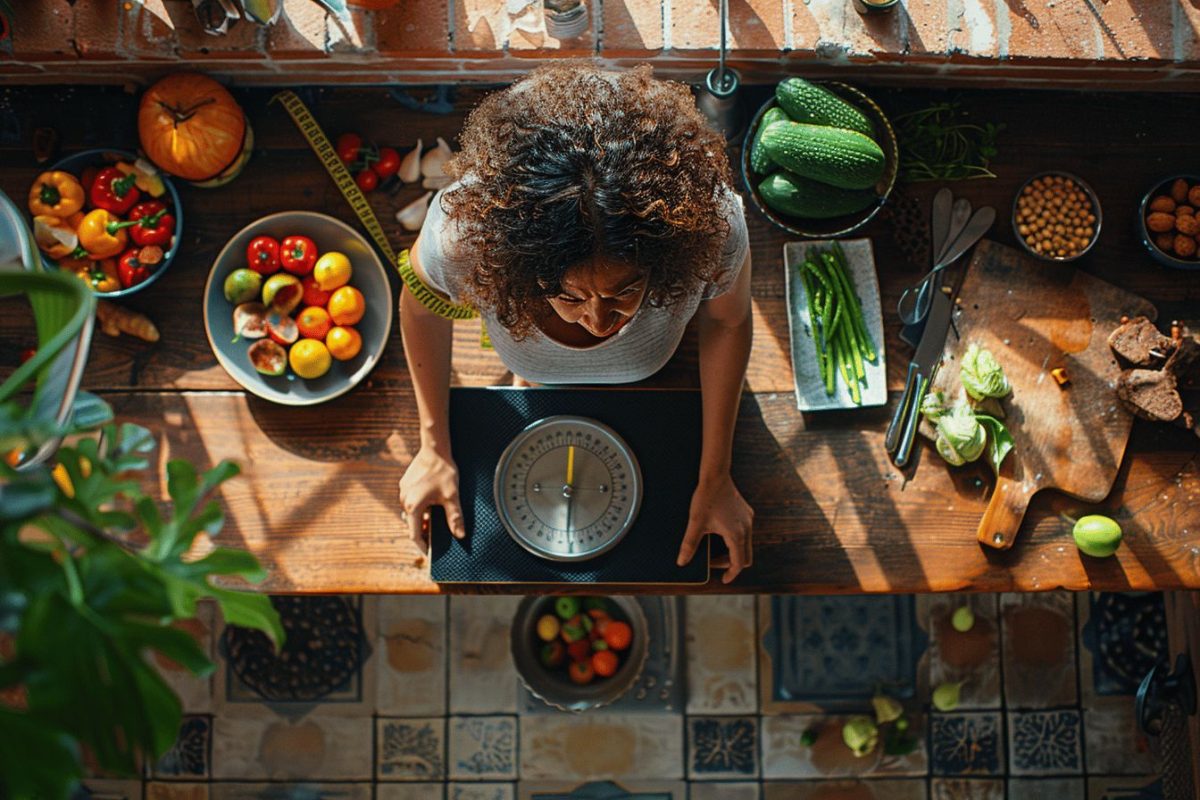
top-left (28, 149), bottom-right (182, 298)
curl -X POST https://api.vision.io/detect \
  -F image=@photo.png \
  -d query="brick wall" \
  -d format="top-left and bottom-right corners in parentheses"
top-left (5, 0), bottom-right (1200, 88)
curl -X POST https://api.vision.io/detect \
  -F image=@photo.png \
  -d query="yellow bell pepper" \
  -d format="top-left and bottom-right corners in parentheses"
top-left (67, 256), bottom-right (120, 293)
top-left (33, 214), bottom-right (81, 260)
top-left (77, 209), bottom-right (135, 260)
top-left (28, 170), bottom-right (84, 217)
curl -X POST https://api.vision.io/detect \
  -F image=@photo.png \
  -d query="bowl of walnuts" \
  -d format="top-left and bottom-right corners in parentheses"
top-left (1140, 175), bottom-right (1200, 270)
top-left (1011, 172), bottom-right (1101, 263)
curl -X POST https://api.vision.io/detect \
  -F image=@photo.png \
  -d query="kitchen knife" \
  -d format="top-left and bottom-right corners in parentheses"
top-left (885, 281), bottom-right (956, 467)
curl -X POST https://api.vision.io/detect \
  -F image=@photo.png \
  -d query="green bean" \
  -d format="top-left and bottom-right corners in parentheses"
top-left (826, 248), bottom-right (876, 363)
top-left (799, 267), bottom-right (828, 385)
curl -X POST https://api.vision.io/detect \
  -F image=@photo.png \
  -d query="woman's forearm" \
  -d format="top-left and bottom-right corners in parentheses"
top-left (696, 305), bottom-right (752, 483)
top-left (400, 287), bottom-right (455, 455)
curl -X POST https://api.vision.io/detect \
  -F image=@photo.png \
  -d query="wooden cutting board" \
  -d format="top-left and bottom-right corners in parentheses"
top-left (927, 239), bottom-right (1156, 550)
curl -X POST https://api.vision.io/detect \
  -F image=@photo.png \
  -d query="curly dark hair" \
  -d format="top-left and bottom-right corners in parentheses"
top-left (441, 62), bottom-right (736, 339)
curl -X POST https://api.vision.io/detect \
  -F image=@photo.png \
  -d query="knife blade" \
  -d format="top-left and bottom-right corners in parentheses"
top-left (885, 281), bottom-right (956, 467)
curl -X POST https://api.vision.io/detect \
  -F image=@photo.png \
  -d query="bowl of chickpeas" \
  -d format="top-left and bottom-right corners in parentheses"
top-left (1011, 172), bottom-right (1102, 263)
top-left (1139, 175), bottom-right (1200, 270)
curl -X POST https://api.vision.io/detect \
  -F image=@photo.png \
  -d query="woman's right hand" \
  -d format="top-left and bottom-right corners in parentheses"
top-left (398, 446), bottom-right (467, 554)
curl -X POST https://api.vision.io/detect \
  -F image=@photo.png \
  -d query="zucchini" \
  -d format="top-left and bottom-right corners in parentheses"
top-left (775, 78), bottom-right (875, 138)
top-left (749, 107), bottom-right (789, 175)
top-left (761, 122), bottom-right (886, 190)
top-left (758, 172), bottom-right (876, 219)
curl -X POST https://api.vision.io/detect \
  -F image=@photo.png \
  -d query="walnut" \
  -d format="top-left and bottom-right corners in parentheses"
top-left (1189, 185), bottom-right (1200, 207)
top-left (1147, 212), bottom-right (1176, 232)
top-left (1150, 195), bottom-right (1176, 213)
top-left (1174, 233), bottom-right (1198, 258)
top-left (1177, 214), bottom-right (1200, 236)
top-left (1171, 178), bottom-right (1190, 203)
top-left (1177, 206), bottom-right (1195, 216)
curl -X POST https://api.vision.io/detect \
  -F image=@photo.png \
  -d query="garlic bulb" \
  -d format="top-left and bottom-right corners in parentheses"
top-left (396, 191), bottom-right (433, 232)
top-left (420, 136), bottom-right (453, 179)
top-left (398, 139), bottom-right (422, 184)
top-left (422, 175), bottom-right (452, 190)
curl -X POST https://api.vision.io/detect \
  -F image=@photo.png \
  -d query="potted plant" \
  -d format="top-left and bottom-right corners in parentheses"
top-left (0, 264), bottom-right (283, 798)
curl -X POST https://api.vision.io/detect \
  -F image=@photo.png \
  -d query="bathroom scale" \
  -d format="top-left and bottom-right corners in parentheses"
top-left (430, 387), bottom-right (710, 584)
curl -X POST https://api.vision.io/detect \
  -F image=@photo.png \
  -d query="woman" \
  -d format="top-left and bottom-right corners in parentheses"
top-left (398, 63), bottom-right (753, 583)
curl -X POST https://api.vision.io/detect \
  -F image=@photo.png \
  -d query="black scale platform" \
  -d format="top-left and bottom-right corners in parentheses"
top-left (430, 387), bottom-right (710, 584)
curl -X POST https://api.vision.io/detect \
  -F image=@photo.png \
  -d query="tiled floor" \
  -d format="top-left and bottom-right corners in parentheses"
top-left (84, 592), bottom-right (1169, 799)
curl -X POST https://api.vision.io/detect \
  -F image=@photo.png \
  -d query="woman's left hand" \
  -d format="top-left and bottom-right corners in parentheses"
top-left (676, 473), bottom-right (754, 584)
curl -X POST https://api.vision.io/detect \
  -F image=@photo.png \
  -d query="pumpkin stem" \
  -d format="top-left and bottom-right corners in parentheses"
top-left (158, 97), bottom-right (218, 126)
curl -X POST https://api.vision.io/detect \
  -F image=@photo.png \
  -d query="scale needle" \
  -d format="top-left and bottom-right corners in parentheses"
top-left (566, 444), bottom-right (575, 487)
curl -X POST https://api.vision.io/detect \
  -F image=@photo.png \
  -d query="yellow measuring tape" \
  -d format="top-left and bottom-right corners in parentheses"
top-left (271, 90), bottom-right (480, 326)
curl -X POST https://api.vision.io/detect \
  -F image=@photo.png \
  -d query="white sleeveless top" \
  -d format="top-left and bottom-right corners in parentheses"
top-left (415, 181), bottom-right (750, 385)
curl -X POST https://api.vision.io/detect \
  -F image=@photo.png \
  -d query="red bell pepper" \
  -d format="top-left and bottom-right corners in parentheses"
top-left (280, 235), bottom-right (318, 276)
top-left (246, 236), bottom-right (281, 276)
top-left (89, 167), bottom-right (141, 215)
top-left (128, 201), bottom-right (174, 247)
top-left (117, 247), bottom-right (153, 289)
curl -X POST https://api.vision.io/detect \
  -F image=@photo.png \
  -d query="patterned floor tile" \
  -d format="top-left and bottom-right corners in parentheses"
top-left (930, 778), bottom-right (1003, 800)
top-left (1079, 592), bottom-right (1169, 703)
top-left (448, 715), bottom-right (518, 780)
top-left (376, 784), bottom-right (447, 800)
top-left (762, 779), bottom-right (928, 799)
top-left (689, 782), bottom-right (759, 799)
top-left (153, 599), bottom-right (216, 715)
top-left (926, 594), bottom-right (1001, 710)
top-left (760, 714), bottom-right (927, 779)
top-left (519, 714), bottom-right (683, 780)
top-left (450, 595), bottom-right (521, 714)
top-left (1000, 593), bottom-right (1077, 709)
top-left (152, 715), bottom-right (211, 779)
top-left (1008, 777), bottom-right (1085, 800)
top-left (1086, 775), bottom-right (1164, 800)
top-left (930, 713), bottom-right (1004, 776)
top-left (372, 595), bottom-right (448, 716)
top-left (686, 595), bottom-right (757, 714)
top-left (209, 785), bottom-right (372, 799)
top-left (210, 712), bottom-right (373, 780)
top-left (450, 784), bottom-right (516, 800)
top-left (687, 716), bottom-right (759, 779)
top-left (1007, 710), bottom-right (1083, 776)
top-left (1083, 703), bottom-right (1158, 775)
top-left (519, 779), bottom-right (686, 798)
top-left (146, 784), bottom-right (208, 800)
top-left (377, 717), bottom-right (447, 781)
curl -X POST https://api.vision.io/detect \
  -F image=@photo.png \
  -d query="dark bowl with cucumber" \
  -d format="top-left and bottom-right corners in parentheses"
top-left (741, 79), bottom-right (899, 239)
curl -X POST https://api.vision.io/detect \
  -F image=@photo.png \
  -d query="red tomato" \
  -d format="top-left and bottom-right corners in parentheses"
top-left (301, 276), bottom-right (331, 307)
top-left (560, 615), bottom-right (586, 643)
top-left (246, 236), bottom-right (281, 276)
top-left (568, 660), bottom-right (595, 685)
top-left (592, 649), bottom-right (619, 678)
top-left (280, 235), bottom-right (318, 276)
top-left (336, 133), bottom-right (362, 165)
top-left (603, 621), bottom-right (632, 651)
top-left (567, 639), bottom-right (591, 664)
top-left (539, 641), bottom-right (565, 669)
top-left (374, 146), bottom-right (401, 178)
top-left (19, 347), bottom-right (37, 364)
top-left (355, 168), bottom-right (379, 193)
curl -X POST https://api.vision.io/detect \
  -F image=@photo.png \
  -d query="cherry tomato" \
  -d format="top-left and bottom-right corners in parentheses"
top-left (374, 146), bottom-right (401, 178)
top-left (587, 609), bottom-right (610, 621)
top-left (603, 621), bottom-right (632, 651)
top-left (336, 133), bottom-right (362, 165)
top-left (539, 641), bottom-right (565, 669)
top-left (301, 276), bottom-right (331, 307)
top-left (246, 236), bottom-right (281, 276)
top-left (355, 168), bottom-right (379, 193)
top-left (592, 650), bottom-right (619, 678)
top-left (567, 639), bottom-right (591, 664)
top-left (568, 660), bottom-right (595, 685)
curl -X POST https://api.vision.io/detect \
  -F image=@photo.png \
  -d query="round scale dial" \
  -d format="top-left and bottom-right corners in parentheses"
top-left (493, 416), bottom-right (643, 561)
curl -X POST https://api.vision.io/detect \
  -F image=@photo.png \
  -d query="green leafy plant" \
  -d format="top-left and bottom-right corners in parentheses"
top-left (0, 269), bottom-right (283, 799)
top-left (894, 102), bottom-right (1002, 183)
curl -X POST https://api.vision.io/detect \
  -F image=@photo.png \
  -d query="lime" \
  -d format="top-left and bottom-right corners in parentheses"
top-left (1072, 514), bottom-right (1122, 558)
top-left (224, 268), bottom-right (262, 304)
top-left (262, 273), bottom-right (302, 314)
top-left (555, 596), bottom-right (580, 620)
top-left (951, 606), bottom-right (975, 633)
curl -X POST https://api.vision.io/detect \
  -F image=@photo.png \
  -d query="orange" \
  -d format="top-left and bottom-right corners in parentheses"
top-left (296, 306), bottom-right (332, 340)
top-left (288, 339), bottom-right (332, 379)
top-left (325, 325), bottom-right (362, 361)
top-left (312, 251), bottom-right (352, 291)
top-left (328, 286), bottom-right (365, 326)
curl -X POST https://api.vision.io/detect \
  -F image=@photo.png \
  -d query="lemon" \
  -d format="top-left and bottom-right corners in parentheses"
top-left (313, 251), bottom-right (352, 291)
top-left (289, 339), bottom-right (332, 379)
top-left (1072, 514), bottom-right (1123, 558)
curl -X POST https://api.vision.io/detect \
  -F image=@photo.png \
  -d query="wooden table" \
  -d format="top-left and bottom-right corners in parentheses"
top-left (3, 84), bottom-right (1199, 595)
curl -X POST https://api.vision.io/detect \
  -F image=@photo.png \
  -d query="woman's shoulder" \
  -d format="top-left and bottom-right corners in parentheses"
top-left (415, 179), bottom-right (474, 298)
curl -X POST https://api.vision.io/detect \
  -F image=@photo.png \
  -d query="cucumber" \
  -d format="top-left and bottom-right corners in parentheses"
top-left (757, 172), bottom-right (876, 219)
top-left (749, 107), bottom-right (789, 175)
top-left (761, 122), bottom-right (886, 190)
top-left (775, 78), bottom-right (875, 138)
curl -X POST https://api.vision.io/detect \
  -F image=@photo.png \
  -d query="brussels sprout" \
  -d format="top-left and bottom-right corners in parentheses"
top-left (842, 716), bottom-right (879, 757)
top-left (961, 343), bottom-right (1011, 400)
top-left (935, 401), bottom-right (986, 466)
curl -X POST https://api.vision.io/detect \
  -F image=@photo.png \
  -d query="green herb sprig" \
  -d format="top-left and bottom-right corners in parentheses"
top-left (894, 102), bottom-right (1003, 183)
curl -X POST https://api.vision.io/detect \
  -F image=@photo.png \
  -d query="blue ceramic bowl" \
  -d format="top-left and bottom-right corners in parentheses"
top-left (202, 211), bottom-right (394, 406)
top-left (41, 149), bottom-right (184, 298)
top-left (1139, 174), bottom-right (1200, 270)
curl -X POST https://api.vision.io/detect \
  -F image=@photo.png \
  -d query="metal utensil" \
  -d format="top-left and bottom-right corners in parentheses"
top-left (930, 188), bottom-right (953, 265)
top-left (898, 205), bottom-right (995, 326)
top-left (938, 197), bottom-right (972, 264)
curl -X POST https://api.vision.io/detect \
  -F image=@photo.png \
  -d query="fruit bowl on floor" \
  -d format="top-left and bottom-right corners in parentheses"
top-left (740, 82), bottom-right (899, 239)
top-left (202, 211), bottom-right (393, 406)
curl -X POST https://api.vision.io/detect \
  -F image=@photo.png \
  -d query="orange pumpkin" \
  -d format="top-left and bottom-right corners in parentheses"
top-left (138, 73), bottom-right (247, 182)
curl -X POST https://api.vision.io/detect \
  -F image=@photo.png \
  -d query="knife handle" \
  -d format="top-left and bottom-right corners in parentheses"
top-left (894, 371), bottom-right (929, 468)
top-left (886, 363), bottom-right (919, 455)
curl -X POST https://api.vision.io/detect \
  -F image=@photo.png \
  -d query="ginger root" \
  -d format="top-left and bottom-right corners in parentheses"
top-left (95, 300), bottom-right (159, 342)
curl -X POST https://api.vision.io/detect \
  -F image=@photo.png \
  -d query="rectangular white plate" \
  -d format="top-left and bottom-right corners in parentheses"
top-left (783, 238), bottom-right (887, 411)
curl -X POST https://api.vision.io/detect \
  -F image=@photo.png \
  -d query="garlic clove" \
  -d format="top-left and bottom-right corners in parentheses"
top-left (398, 139), bottom-right (422, 184)
top-left (396, 190), bottom-right (433, 232)
top-left (421, 136), bottom-right (453, 179)
top-left (422, 175), bottom-right (452, 190)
